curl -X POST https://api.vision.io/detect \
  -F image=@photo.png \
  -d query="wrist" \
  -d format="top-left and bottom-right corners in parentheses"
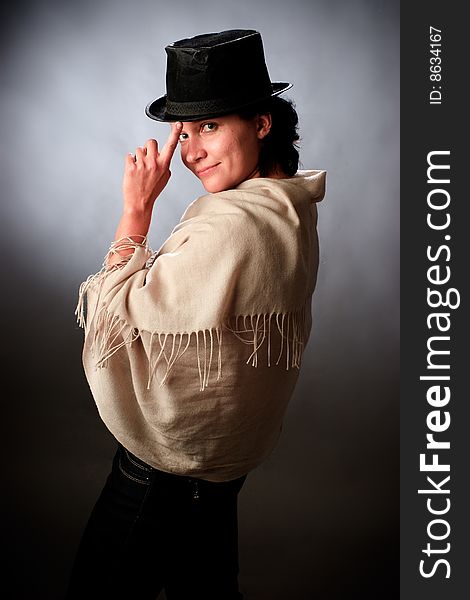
top-left (122, 204), bottom-right (154, 218)
top-left (113, 208), bottom-right (152, 246)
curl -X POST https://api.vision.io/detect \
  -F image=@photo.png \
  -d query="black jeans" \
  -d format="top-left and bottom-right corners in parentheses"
top-left (65, 443), bottom-right (247, 599)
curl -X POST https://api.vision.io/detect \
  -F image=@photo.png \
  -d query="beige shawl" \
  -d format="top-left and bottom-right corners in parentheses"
top-left (76, 169), bottom-right (326, 481)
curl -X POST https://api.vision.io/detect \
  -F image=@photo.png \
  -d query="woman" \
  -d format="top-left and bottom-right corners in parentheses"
top-left (67, 29), bottom-right (325, 599)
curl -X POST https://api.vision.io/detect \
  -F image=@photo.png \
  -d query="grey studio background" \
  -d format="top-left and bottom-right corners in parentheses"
top-left (1, 0), bottom-right (399, 599)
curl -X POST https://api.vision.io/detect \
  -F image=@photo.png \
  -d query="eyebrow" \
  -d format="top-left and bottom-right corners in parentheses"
top-left (181, 120), bottom-right (204, 130)
top-left (182, 119), bottom-right (222, 129)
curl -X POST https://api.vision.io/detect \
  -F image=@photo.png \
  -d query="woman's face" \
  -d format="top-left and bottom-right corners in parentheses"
top-left (178, 113), bottom-right (270, 193)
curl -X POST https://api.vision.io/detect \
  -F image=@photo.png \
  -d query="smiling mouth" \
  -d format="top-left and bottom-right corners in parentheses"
top-left (196, 163), bottom-right (220, 176)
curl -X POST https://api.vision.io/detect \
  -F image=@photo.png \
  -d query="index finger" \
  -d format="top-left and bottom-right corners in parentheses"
top-left (159, 122), bottom-right (183, 167)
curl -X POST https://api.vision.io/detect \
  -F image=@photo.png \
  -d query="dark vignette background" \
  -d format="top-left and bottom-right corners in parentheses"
top-left (400, 3), bottom-right (468, 599)
top-left (0, 1), bottom-right (399, 598)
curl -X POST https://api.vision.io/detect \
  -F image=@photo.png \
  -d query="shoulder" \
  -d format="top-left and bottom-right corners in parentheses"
top-left (178, 188), bottom-right (257, 224)
top-left (236, 171), bottom-right (327, 202)
top-left (177, 169), bottom-right (326, 229)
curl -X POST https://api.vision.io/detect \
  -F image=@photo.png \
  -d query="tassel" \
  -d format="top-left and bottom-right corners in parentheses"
top-left (75, 235), bottom-right (150, 333)
top-left (76, 237), bottom-right (311, 390)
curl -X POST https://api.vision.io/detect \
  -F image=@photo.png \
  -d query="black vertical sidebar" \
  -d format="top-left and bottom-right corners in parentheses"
top-left (401, 2), bottom-right (467, 599)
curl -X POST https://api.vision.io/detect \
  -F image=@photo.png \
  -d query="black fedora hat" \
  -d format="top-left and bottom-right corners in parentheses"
top-left (145, 29), bottom-right (292, 122)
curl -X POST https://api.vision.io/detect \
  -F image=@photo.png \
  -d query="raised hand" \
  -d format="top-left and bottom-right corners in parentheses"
top-left (122, 122), bottom-right (182, 215)
top-left (106, 122), bottom-right (182, 265)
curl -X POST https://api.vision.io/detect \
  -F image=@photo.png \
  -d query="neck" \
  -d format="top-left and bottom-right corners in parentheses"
top-left (248, 164), bottom-right (288, 181)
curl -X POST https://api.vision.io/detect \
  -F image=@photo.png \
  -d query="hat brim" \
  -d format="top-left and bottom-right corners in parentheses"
top-left (145, 82), bottom-right (292, 122)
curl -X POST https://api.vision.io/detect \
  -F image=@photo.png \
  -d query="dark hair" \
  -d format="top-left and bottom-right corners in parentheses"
top-left (237, 96), bottom-right (300, 177)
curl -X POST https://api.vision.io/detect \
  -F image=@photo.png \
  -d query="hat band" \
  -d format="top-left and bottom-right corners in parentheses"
top-left (165, 90), bottom-right (272, 117)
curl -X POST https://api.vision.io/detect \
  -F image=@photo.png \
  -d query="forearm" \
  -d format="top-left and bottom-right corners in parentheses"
top-left (107, 208), bottom-right (153, 267)
top-left (107, 125), bottom-right (180, 267)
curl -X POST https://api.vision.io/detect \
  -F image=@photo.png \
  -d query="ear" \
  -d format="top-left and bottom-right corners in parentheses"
top-left (256, 113), bottom-right (272, 140)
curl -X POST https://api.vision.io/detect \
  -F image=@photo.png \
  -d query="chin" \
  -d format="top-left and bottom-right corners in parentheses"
top-left (201, 180), bottom-right (231, 194)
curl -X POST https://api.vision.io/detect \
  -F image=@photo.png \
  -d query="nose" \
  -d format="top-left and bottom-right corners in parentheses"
top-left (183, 137), bottom-right (207, 165)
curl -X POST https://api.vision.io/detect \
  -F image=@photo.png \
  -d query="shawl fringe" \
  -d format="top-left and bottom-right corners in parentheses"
top-left (75, 236), bottom-right (311, 392)
top-left (76, 288), bottom-right (310, 394)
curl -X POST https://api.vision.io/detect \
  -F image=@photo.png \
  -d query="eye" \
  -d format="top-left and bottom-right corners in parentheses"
top-left (178, 132), bottom-right (189, 143)
top-left (201, 122), bottom-right (218, 133)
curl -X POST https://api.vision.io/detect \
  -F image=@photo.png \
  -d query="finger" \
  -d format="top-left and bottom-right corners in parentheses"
top-left (125, 153), bottom-right (136, 167)
top-left (144, 139), bottom-right (158, 159)
top-left (159, 122), bottom-right (183, 168)
top-left (135, 146), bottom-right (145, 162)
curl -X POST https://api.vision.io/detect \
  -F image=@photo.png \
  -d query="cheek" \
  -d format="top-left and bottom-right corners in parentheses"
top-left (224, 136), bottom-right (258, 169)
top-left (240, 130), bottom-right (260, 161)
